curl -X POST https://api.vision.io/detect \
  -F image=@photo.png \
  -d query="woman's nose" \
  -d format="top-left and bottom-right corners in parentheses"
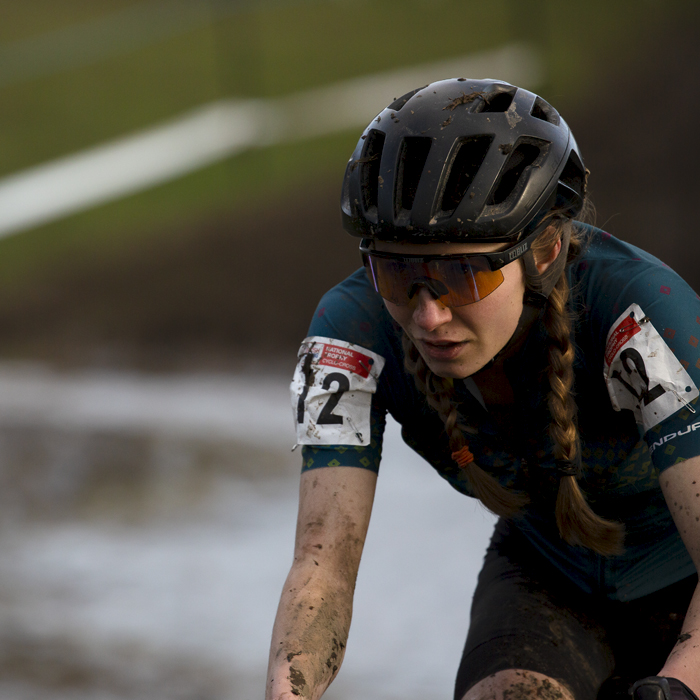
top-left (411, 287), bottom-right (452, 332)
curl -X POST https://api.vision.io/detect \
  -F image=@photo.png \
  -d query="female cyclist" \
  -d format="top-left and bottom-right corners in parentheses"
top-left (266, 78), bottom-right (700, 700)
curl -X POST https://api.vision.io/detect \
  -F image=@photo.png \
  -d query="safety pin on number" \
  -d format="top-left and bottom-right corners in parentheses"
top-left (672, 390), bottom-right (697, 414)
top-left (346, 415), bottom-right (364, 443)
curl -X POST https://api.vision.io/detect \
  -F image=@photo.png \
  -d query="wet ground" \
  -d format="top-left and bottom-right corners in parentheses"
top-left (0, 362), bottom-right (495, 699)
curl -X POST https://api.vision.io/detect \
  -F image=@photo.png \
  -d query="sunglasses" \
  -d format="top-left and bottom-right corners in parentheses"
top-left (360, 234), bottom-right (537, 307)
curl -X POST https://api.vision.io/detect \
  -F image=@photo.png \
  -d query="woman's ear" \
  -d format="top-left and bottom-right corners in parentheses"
top-left (535, 237), bottom-right (562, 274)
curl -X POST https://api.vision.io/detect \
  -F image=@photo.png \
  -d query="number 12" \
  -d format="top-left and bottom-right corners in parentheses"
top-left (297, 371), bottom-right (350, 425)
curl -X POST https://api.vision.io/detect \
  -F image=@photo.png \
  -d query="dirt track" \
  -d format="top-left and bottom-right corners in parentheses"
top-left (0, 185), bottom-right (359, 370)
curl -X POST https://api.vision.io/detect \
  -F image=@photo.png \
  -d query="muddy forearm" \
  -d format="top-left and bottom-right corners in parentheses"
top-left (267, 467), bottom-right (376, 699)
top-left (266, 561), bottom-right (354, 700)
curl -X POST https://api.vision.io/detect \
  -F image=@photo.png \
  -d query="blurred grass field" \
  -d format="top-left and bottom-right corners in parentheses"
top-left (0, 2), bottom-right (682, 237)
top-left (0, 0), bottom-right (697, 366)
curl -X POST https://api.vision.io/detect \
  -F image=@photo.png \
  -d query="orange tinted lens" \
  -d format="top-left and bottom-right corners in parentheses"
top-left (371, 255), bottom-right (504, 306)
top-left (370, 257), bottom-right (412, 304)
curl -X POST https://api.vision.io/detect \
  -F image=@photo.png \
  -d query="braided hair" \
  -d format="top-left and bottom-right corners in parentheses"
top-left (403, 217), bottom-right (625, 556)
top-left (402, 333), bottom-right (529, 517)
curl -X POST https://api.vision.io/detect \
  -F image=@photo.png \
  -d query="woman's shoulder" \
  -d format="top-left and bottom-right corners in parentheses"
top-left (293, 269), bottom-right (423, 447)
top-left (570, 224), bottom-right (700, 437)
top-left (573, 223), bottom-right (677, 272)
top-left (570, 223), bottom-right (697, 320)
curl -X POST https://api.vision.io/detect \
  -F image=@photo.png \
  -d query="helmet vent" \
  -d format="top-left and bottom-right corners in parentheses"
top-left (487, 138), bottom-right (548, 206)
top-left (394, 137), bottom-right (432, 218)
top-left (560, 151), bottom-right (585, 191)
top-left (434, 135), bottom-right (493, 218)
top-left (360, 129), bottom-right (386, 217)
top-left (388, 86), bottom-right (428, 112)
top-left (530, 97), bottom-right (560, 125)
top-left (476, 88), bottom-right (516, 114)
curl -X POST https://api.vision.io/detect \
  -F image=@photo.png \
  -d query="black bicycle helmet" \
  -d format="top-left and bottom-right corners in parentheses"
top-left (341, 78), bottom-right (586, 243)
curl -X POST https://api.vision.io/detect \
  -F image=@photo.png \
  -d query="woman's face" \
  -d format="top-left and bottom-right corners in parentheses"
top-left (375, 239), bottom-right (529, 379)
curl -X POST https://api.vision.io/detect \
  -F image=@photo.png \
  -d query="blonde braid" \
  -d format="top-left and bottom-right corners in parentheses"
top-left (401, 214), bottom-right (624, 554)
top-left (402, 334), bottom-right (528, 518)
top-left (543, 270), bottom-right (625, 556)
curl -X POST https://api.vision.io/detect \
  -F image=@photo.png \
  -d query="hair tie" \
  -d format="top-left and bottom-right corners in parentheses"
top-left (452, 445), bottom-right (475, 468)
top-left (556, 459), bottom-right (578, 477)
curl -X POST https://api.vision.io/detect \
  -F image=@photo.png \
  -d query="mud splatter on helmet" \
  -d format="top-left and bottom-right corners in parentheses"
top-left (341, 78), bottom-right (586, 244)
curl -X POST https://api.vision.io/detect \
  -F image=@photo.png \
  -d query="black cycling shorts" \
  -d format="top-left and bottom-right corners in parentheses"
top-left (454, 518), bottom-right (697, 700)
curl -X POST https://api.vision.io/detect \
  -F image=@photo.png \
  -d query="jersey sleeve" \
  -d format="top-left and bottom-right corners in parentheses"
top-left (291, 269), bottom-right (397, 474)
top-left (583, 231), bottom-right (700, 472)
top-left (638, 286), bottom-right (700, 470)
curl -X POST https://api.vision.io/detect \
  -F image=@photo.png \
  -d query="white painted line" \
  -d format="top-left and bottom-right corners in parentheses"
top-left (0, 43), bottom-right (543, 238)
top-left (0, 100), bottom-right (269, 237)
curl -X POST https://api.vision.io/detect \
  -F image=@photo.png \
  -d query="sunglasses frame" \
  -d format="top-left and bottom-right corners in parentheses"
top-left (358, 221), bottom-right (551, 307)
top-left (359, 227), bottom-right (539, 269)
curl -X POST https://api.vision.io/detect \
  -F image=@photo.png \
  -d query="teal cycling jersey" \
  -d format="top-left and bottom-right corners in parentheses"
top-left (293, 226), bottom-right (700, 601)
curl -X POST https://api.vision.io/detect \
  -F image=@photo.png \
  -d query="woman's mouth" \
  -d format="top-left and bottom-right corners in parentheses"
top-left (417, 339), bottom-right (468, 361)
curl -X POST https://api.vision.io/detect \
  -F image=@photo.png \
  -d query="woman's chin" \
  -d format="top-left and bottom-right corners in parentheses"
top-left (420, 350), bottom-right (483, 380)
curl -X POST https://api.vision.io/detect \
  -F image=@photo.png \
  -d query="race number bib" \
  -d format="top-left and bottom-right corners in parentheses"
top-left (604, 303), bottom-right (699, 432)
top-left (291, 336), bottom-right (386, 446)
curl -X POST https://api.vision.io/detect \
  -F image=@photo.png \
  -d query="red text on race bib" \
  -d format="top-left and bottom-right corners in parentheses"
top-left (605, 314), bottom-right (641, 367)
top-left (318, 344), bottom-right (373, 378)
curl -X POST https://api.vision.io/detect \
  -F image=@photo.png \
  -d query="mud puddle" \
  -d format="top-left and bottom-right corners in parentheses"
top-left (0, 363), bottom-right (494, 699)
